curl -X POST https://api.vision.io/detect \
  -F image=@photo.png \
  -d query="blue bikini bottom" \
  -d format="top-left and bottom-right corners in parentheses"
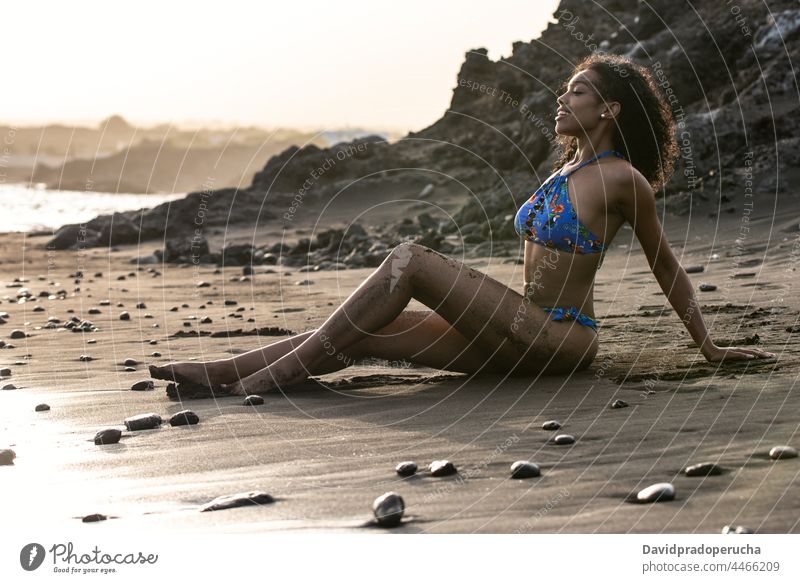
top-left (542, 306), bottom-right (599, 332)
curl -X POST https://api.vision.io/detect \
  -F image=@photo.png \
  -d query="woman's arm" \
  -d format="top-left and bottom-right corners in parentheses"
top-left (615, 170), bottom-right (774, 362)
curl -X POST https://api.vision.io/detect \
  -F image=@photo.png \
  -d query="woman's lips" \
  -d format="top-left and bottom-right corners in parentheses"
top-left (555, 111), bottom-right (569, 119)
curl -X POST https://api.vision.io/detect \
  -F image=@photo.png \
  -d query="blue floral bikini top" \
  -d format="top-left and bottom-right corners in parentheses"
top-left (514, 150), bottom-right (625, 254)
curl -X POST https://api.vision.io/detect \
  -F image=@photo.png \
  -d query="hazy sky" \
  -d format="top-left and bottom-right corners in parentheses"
top-left (5, 0), bottom-right (559, 132)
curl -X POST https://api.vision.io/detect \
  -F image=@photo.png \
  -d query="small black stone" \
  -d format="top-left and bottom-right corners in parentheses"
top-left (119, 311), bottom-right (131, 321)
top-left (136, 302), bottom-right (147, 309)
top-left (769, 445), bottom-right (798, 460)
top-left (94, 428), bottom-right (122, 445)
top-left (684, 265), bottom-right (704, 274)
top-left (35, 403), bottom-right (50, 412)
top-left (636, 482), bottom-right (675, 503)
top-left (684, 462), bottom-right (723, 477)
top-left (130, 380), bottom-right (154, 391)
top-left (124, 413), bottom-right (162, 431)
top-left (395, 461), bottom-right (417, 477)
top-left (699, 283), bottom-right (717, 292)
top-left (373, 492), bottom-right (404, 527)
top-left (197, 282), bottom-right (211, 288)
top-left (244, 395), bottom-right (264, 406)
top-left (82, 513), bottom-right (107, 523)
top-left (123, 358), bottom-right (138, 366)
top-left (151, 351), bottom-right (161, 357)
top-left (542, 420), bottom-right (562, 430)
top-left (0, 449), bottom-right (16, 465)
top-left (429, 459), bottom-right (457, 476)
top-left (169, 410), bottom-right (200, 426)
top-left (88, 308), bottom-right (102, 314)
top-left (200, 491), bottom-right (274, 512)
top-left (79, 354), bottom-right (94, 362)
top-left (611, 399), bottom-right (629, 409)
top-left (721, 524), bottom-right (754, 534)
top-left (225, 299), bottom-right (238, 306)
top-left (0, 367), bottom-right (10, 377)
top-left (10, 329), bottom-right (26, 339)
top-left (510, 461), bottom-right (540, 479)
top-left (552, 434), bottom-right (575, 445)
top-left (200, 317), bottom-right (213, 324)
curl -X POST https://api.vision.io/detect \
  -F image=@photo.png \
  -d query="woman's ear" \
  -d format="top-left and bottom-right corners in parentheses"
top-left (600, 101), bottom-right (621, 119)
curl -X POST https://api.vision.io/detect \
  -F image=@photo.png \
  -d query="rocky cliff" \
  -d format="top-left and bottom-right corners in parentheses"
top-left (48, 0), bottom-right (800, 259)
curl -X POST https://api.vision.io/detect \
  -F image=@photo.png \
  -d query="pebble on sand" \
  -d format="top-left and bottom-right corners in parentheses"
top-left (35, 403), bottom-right (50, 412)
top-left (169, 410), bottom-right (200, 426)
top-left (197, 282), bottom-right (211, 288)
top-left (769, 445), bottom-right (798, 460)
top-left (0, 368), bottom-right (11, 376)
top-left (123, 358), bottom-right (138, 367)
top-left (510, 461), bottom-right (540, 479)
top-left (130, 380), bottom-right (154, 391)
top-left (244, 395), bottom-right (265, 406)
top-left (119, 311), bottom-right (131, 321)
top-left (684, 265), bottom-right (704, 274)
top-left (200, 317), bottom-right (213, 324)
top-left (79, 355), bottom-right (94, 362)
top-left (684, 462), bottom-right (723, 476)
top-left (552, 434), bottom-right (576, 445)
top-left (699, 283), bottom-right (717, 292)
top-left (636, 482), bottom-right (675, 503)
top-left (82, 513), bottom-right (107, 523)
top-left (0, 449), bottom-right (16, 465)
top-left (429, 460), bottom-right (457, 477)
top-left (2, 383), bottom-right (18, 391)
top-left (151, 351), bottom-right (161, 357)
top-left (395, 461), bottom-right (417, 477)
top-left (199, 491), bottom-right (274, 512)
top-left (123, 413), bottom-right (162, 431)
top-left (542, 420), bottom-right (562, 430)
top-left (610, 399), bottom-right (629, 409)
top-left (94, 429), bottom-right (122, 445)
top-left (372, 492), bottom-right (405, 527)
top-left (722, 525), bottom-right (754, 534)
top-left (10, 329), bottom-right (26, 339)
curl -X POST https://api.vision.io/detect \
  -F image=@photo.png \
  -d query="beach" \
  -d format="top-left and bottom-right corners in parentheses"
top-left (1, 194), bottom-right (798, 534)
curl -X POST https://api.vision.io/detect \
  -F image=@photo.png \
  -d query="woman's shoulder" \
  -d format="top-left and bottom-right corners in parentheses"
top-left (597, 158), bottom-right (652, 200)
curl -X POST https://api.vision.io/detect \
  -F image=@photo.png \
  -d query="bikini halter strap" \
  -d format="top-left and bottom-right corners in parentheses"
top-left (563, 149), bottom-right (625, 177)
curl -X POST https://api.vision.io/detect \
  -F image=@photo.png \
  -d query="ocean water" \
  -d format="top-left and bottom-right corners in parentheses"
top-left (0, 184), bottom-right (185, 233)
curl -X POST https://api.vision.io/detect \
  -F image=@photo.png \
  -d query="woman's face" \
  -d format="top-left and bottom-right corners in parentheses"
top-left (554, 69), bottom-right (605, 136)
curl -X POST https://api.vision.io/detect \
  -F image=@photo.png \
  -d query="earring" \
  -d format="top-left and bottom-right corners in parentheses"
top-left (600, 113), bottom-right (606, 118)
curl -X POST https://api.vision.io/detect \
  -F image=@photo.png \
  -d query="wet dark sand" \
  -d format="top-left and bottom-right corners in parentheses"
top-left (1, 203), bottom-right (799, 533)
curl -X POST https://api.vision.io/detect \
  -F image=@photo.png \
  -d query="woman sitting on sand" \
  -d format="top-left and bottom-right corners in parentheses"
top-left (150, 54), bottom-right (774, 397)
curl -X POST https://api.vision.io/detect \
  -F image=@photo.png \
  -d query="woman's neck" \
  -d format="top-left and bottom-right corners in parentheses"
top-left (570, 136), bottom-right (616, 166)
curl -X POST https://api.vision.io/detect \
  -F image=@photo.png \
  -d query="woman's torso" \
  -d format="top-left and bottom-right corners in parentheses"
top-left (518, 153), bottom-right (630, 318)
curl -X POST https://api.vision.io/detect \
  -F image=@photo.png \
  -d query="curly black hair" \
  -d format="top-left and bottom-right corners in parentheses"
top-left (553, 54), bottom-right (678, 191)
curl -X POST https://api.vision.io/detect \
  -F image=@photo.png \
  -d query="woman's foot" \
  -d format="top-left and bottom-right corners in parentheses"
top-left (149, 361), bottom-right (229, 387)
top-left (220, 362), bottom-right (306, 396)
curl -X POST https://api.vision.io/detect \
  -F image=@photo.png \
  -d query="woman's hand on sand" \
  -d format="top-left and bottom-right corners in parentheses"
top-left (702, 344), bottom-right (776, 363)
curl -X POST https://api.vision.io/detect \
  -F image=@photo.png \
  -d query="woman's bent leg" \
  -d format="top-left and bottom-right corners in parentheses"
top-left (222, 243), bottom-right (569, 395)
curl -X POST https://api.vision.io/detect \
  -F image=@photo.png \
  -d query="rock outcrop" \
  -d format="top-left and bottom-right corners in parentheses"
top-left (48, 0), bottom-right (800, 251)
